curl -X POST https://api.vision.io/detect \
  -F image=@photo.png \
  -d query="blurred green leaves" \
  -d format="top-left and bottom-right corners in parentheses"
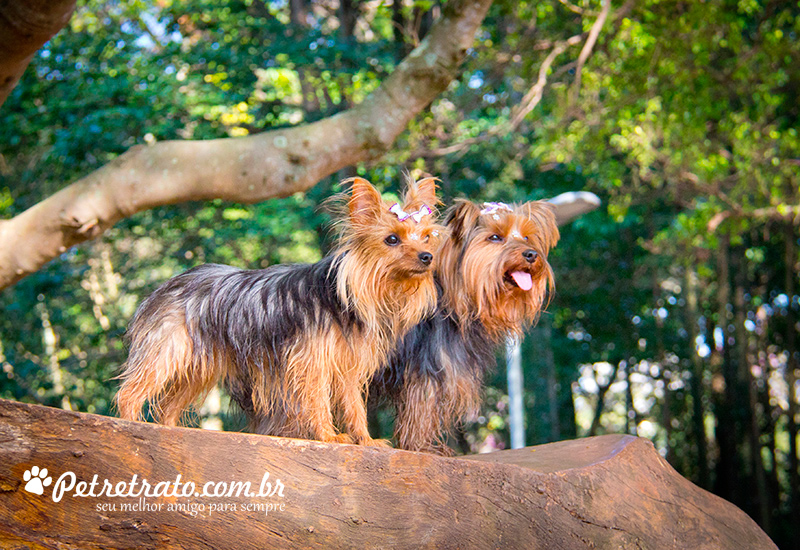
top-left (0, 2), bottom-right (799, 542)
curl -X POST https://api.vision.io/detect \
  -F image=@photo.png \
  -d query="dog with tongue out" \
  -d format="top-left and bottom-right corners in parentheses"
top-left (374, 198), bottom-right (560, 454)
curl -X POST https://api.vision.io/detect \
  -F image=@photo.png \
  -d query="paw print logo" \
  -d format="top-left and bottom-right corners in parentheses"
top-left (23, 466), bottom-right (52, 496)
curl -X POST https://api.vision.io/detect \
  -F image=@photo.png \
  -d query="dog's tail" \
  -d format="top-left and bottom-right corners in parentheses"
top-left (115, 280), bottom-right (224, 426)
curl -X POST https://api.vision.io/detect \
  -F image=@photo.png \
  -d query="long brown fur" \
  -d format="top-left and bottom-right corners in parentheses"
top-left (116, 176), bottom-right (442, 446)
top-left (439, 200), bottom-right (558, 338)
top-left (379, 198), bottom-right (559, 453)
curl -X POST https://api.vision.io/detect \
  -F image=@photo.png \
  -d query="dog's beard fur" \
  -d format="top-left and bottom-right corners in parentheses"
top-left (116, 176), bottom-right (442, 446)
top-left (378, 199), bottom-right (559, 454)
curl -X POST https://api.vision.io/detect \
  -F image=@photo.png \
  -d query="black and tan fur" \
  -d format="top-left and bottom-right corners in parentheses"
top-left (116, 176), bottom-right (442, 446)
top-left (376, 199), bottom-right (559, 453)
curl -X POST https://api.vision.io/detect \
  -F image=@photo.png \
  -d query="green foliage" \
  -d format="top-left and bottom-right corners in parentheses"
top-left (1, 0), bottom-right (799, 545)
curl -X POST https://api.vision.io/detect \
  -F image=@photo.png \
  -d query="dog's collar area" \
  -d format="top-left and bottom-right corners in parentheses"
top-left (389, 203), bottom-right (432, 223)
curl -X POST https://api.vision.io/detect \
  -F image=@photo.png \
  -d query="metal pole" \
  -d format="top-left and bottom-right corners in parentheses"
top-left (506, 336), bottom-right (525, 449)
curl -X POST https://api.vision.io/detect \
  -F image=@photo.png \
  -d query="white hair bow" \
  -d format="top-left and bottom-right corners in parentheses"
top-left (389, 203), bottom-right (433, 223)
top-left (480, 202), bottom-right (513, 215)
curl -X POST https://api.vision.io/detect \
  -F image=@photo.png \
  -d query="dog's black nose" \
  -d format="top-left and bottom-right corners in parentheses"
top-left (418, 252), bottom-right (433, 266)
top-left (523, 249), bottom-right (538, 263)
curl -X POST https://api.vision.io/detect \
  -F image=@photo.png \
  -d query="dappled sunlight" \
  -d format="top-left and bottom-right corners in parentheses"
top-left (0, 0), bottom-right (797, 545)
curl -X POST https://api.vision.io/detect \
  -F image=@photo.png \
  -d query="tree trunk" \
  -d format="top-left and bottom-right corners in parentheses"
top-left (784, 221), bottom-right (800, 533)
top-left (289, 0), bottom-right (307, 25)
top-left (392, 0), bottom-right (409, 60)
top-left (541, 319), bottom-right (561, 442)
top-left (734, 248), bottom-right (770, 531)
top-left (685, 264), bottom-right (710, 488)
top-left (754, 263), bottom-right (782, 525)
top-left (651, 272), bottom-right (677, 467)
top-left (0, 0), bottom-right (494, 291)
top-left (588, 361), bottom-right (620, 436)
top-left (524, 319), bottom-right (561, 444)
top-left (624, 359), bottom-right (637, 435)
top-left (0, 0), bottom-right (77, 107)
top-left (339, 0), bottom-right (359, 40)
top-left (0, 399), bottom-right (777, 549)
top-left (714, 233), bottom-right (742, 504)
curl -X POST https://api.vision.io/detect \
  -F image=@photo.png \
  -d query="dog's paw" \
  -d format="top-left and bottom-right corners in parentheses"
top-left (324, 433), bottom-right (355, 445)
top-left (431, 444), bottom-right (455, 457)
top-left (358, 437), bottom-right (392, 448)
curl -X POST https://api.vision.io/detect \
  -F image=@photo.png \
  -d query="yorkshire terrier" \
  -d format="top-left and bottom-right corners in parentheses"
top-left (375, 199), bottom-right (559, 453)
top-left (116, 176), bottom-right (442, 446)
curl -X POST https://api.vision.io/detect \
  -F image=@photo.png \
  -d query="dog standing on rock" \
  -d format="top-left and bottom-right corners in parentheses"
top-left (377, 199), bottom-right (559, 453)
top-left (116, 176), bottom-right (442, 446)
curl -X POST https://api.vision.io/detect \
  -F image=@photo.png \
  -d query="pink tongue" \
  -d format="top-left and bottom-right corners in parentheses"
top-left (511, 271), bottom-right (533, 291)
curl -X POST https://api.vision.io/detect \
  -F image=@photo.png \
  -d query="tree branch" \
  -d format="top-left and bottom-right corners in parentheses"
top-left (0, 0), bottom-right (494, 291)
top-left (569, 0), bottom-right (611, 107)
top-left (557, 0), bottom-right (589, 15)
top-left (419, 35), bottom-right (583, 159)
top-left (708, 205), bottom-right (800, 232)
top-left (419, 1), bottom-right (634, 159)
top-left (510, 34), bottom-right (583, 130)
top-left (0, 0), bottom-right (77, 107)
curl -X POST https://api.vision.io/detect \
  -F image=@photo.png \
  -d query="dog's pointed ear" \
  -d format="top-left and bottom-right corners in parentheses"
top-left (403, 176), bottom-right (440, 211)
top-left (522, 201), bottom-right (560, 250)
top-left (445, 200), bottom-right (482, 243)
top-left (348, 177), bottom-right (384, 225)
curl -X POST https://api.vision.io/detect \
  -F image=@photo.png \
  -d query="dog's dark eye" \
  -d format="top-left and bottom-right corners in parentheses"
top-left (488, 234), bottom-right (504, 243)
top-left (384, 234), bottom-right (401, 246)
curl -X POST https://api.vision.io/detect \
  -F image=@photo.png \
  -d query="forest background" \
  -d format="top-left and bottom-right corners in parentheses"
top-left (0, 0), bottom-right (798, 547)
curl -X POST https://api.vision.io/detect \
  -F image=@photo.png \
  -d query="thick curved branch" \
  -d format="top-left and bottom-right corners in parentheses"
top-left (0, 0), bottom-right (493, 290)
top-left (0, 0), bottom-right (77, 107)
